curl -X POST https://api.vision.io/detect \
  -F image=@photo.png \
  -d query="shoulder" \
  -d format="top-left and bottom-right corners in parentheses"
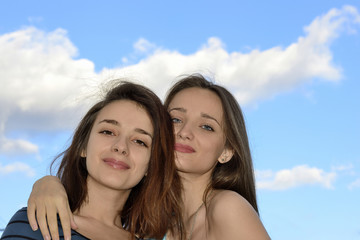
top-left (208, 190), bottom-right (256, 223)
top-left (207, 190), bottom-right (270, 240)
top-left (1, 207), bottom-right (44, 239)
top-left (1, 207), bottom-right (87, 240)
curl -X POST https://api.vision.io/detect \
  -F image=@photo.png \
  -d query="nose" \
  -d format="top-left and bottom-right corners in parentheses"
top-left (112, 137), bottom-right (128, 155)
top-left (176, 122), bottom-right (194, 140)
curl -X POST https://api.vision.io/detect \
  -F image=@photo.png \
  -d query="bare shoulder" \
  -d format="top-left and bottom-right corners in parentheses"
top-left (208, 190), bottom-right (257, 225)
top-left (211, 190), bottom-right (252, 209)
top-left (207, 190), bottom-right (270, 240)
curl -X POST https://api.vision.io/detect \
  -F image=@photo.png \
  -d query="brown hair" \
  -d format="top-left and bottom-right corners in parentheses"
top-left (164, 74), bottom-right (259, 213)
top-left (52, 81), bottom-right (184, 239)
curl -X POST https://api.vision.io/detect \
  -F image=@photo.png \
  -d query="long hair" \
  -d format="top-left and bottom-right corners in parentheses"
top-left (164, 74), bottom-right (258, 214)
top-left (51, 81), bottom-right (184, 239)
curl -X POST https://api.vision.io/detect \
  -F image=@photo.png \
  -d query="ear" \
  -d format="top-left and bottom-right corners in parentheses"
top-left (217, 147), bottom-right (234, 164)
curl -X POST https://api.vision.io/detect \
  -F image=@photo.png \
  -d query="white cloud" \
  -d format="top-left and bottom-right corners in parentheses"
top-left (0, 6), bottom-right (359, 155)
top-left (0, 162), bottom-right (36, 177)
top-left (106, 5), bottom-right (360, 102)
top-left (0, 137), bottom-right (38, 154)
top-left (133, 38), bottom-right (157, 53)
top-left (256, 165), bottom-right (337, 190)
top-left (0, 27), bottom-right (97, 131)
top-left (348, 178), bottom-right (360, 190)
top-left (331, 163), bottom-right (354, 172)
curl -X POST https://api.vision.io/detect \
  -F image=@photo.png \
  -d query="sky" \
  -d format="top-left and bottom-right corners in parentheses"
top-left (0, 0), bottom-right (359, 239)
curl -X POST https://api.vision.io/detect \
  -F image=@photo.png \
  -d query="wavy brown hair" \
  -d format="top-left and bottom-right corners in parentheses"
top-left (164, 74), bottom-right (259, 214)
top-left (52, 81), bottom-right (184, 239)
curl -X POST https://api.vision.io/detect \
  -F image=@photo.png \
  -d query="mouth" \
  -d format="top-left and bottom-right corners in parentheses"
top-left (174, 143), bottom-right (195, 153)
top-left (103, 158), bottom-right (130, 170)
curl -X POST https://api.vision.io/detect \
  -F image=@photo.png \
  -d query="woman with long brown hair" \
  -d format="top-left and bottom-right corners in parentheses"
top-left (1, 81), bottom-right (183, 240)
top-left (162, 74), bottom-right (269, 239)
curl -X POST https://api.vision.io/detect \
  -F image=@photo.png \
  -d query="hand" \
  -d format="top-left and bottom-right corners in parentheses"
top-left (27, 175), bottom-right (78, 240)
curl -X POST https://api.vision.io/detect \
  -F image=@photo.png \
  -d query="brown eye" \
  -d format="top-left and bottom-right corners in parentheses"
top-left (99, 130), bottom-right (114, 136)
top-left (134, 139), bottom-right (148, 147)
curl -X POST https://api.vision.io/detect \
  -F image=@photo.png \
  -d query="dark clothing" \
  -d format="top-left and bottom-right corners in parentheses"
top-left (1, 207), bottom-right (90, 240)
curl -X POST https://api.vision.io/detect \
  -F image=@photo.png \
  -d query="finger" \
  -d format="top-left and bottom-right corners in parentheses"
top-left (58, 207), bottom-right (72, 240)
top-left (47, 206), bottom-right (60, 240)
top-left (36, 205), bottom-right (51, 240)
top-left (27, 198), bottom-right (38, 231)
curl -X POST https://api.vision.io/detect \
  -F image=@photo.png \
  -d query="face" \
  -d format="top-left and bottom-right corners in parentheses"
top-left (83, 100), bottom-right (153, 192)
top-left (168, 87), bottom-right (230, 175)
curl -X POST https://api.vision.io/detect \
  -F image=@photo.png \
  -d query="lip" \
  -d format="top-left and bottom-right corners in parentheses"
top-left (174, 143), bottom-right (195, 153)
top-left (103, 158), bottom-right (130, 170)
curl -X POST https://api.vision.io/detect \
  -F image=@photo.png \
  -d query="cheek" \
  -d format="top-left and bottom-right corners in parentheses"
top-left (134, 151), bottom-right (151, 174)
top-left (85, 155), bottom-right (95, 174)
top-left (205, 138), bottom-right (226, 158)
top-left (173, 125), bottom-right (180, 135)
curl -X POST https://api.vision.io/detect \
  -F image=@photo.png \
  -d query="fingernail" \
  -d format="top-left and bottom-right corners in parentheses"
top-left (45, 235), bottom-right (50, 240)
top-left (31, 224), bottom-right (38, 231)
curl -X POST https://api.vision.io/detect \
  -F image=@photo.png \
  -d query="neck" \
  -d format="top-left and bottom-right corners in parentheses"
top-left (75, 177), bottom-right (131, 228)
top-left (179, 171), bottom-right (211, 219)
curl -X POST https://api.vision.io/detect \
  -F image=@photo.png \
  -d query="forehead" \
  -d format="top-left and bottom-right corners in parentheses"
top-left (97, 100), bottom-right (153, 132)
top-left (169, 87), bottom-right (223, 120)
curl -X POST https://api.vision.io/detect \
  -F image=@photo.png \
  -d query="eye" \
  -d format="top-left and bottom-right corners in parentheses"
top-left (134, 139), bottom-right (148, 148)
top-left (171, 117), bottom-right (182, 124)
top-left (99, 130), bottom-right (115, 136)
top-left (201, 124), bottom-right (214, 132)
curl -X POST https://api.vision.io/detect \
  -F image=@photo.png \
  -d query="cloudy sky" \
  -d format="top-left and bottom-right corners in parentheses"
top-left (1, 1), bottom-right (359, 239)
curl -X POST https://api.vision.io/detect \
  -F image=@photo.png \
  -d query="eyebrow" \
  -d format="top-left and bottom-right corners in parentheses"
top-left (98, 119), bottom-right (153, 138)
top-left (168, 107), bottom-right (186, 113)
top-left (99, 119), bottom-right (119, 125)
top-left (168, 108), bottom-right (221, 126)
top-left (201, 113), bottom-right (221, 126)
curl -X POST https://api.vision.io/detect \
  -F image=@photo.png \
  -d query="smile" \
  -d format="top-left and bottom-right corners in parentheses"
top-left (174, 143), bottom-right (195, 153)
top-left (103, 158), bottom-right (130, 170)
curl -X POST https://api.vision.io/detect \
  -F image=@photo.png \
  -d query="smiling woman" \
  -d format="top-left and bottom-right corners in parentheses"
top-left (162, 74), bottom-right (270, 240)
top-left (1, 80), bottom-right (184, 240)
top-left (82, 100), bottom-right (153, 193)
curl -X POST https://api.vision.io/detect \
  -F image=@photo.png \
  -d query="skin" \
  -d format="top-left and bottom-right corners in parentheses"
top-left (28, 88), bottom-right (270, 240)
top-left (84, 100), bottom-right (152, 193)
top-left (169, 88), bottom-right (231, 176)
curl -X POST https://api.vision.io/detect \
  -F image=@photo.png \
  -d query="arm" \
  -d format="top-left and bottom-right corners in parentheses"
top-left (27, 175), bottom-right (77, 240)
top-left (209, 191), bottom-right (270, 240)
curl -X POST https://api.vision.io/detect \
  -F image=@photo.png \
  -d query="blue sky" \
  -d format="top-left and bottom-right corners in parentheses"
top-left (1, 1), bottom-right (359, 239)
